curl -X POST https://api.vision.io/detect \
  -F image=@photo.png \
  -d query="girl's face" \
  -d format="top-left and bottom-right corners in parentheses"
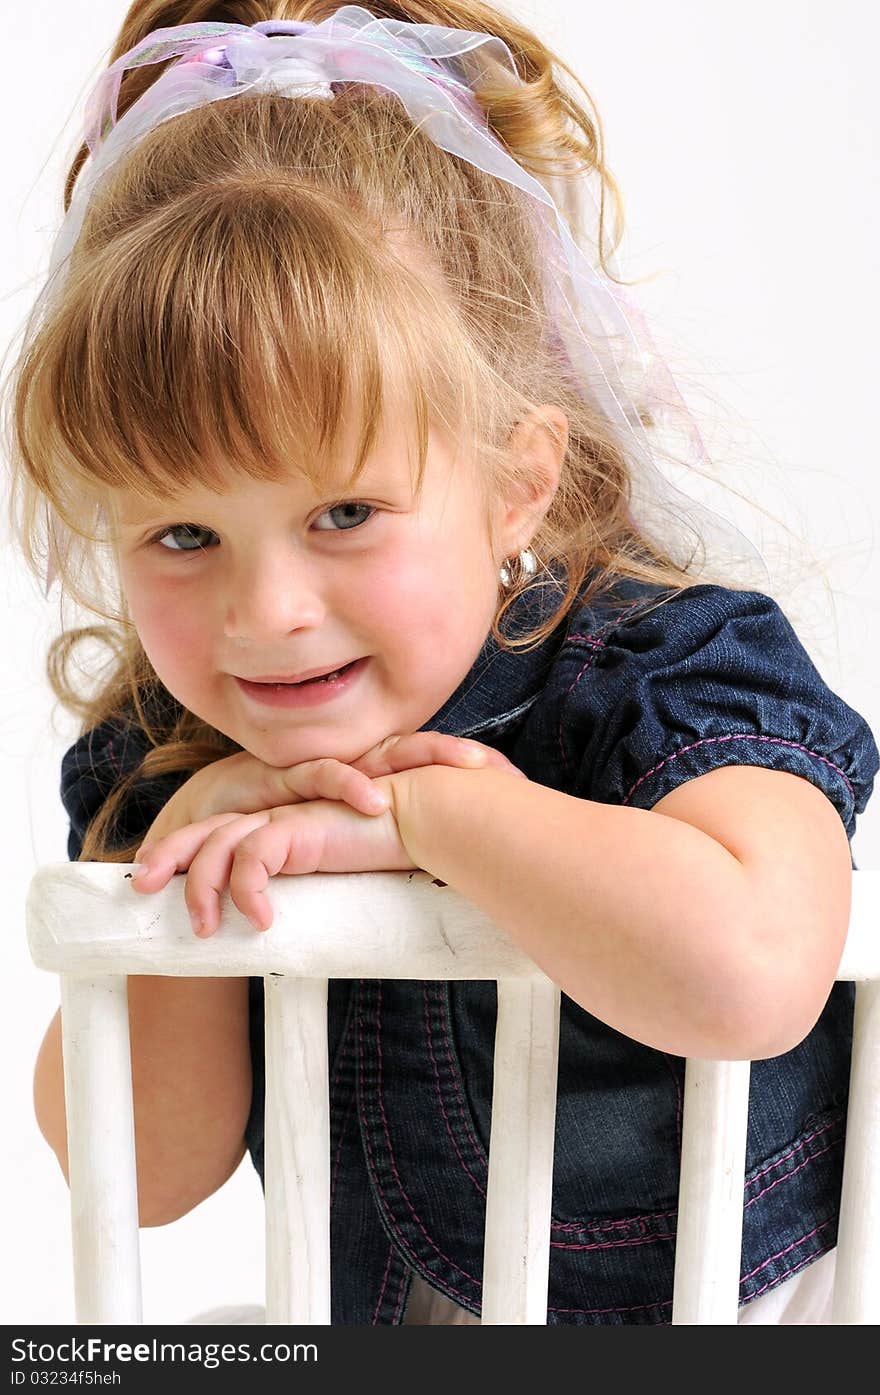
top-left (110, 418), bottom-right (511, 768)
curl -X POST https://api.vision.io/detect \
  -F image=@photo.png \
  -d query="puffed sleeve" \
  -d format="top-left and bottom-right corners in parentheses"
top-left (61, 712), bottom-right (188, 860)
top-left (560, 583), bottom-right (879, 845)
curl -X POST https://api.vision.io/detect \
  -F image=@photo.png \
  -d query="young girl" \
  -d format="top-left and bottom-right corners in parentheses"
top-left (12, 3), bottom-right (878, 1326)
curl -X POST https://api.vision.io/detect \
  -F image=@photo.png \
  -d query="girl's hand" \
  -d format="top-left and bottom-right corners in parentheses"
top-left (135, 733), bottom-right (522, 856)
top-left (131, 775), bottom-right (416, 937)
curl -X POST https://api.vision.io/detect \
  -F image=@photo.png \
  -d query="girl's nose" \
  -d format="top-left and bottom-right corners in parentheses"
top-left (223, 550), bottom-right (326, 641)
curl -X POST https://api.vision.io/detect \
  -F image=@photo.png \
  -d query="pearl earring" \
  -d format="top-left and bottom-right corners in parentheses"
top-left (498, 547), bottom-right (538, 590)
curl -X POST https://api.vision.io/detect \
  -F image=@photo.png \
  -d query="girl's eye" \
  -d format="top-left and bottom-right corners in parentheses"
top-left (313, 502), bottom-right (375, 531)
top-left (154, 523), bottom-right (215, 552)
top-left (151, 501), bottom-right (375, 551)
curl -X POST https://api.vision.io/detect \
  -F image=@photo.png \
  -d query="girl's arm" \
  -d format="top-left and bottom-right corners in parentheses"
top-left (391, 762), bottom-right (852, 1061)
top-left (33, 976), bottom-right (251, 1227)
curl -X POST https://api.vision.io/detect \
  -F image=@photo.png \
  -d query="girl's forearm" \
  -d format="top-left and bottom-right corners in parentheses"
top-left (33, 975), bottom-right (252, 1227)
top-left (392, 765), bottom-right (776, 1060)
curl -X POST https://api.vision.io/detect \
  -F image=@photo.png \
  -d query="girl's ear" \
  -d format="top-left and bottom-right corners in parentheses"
top-left (494, 404), bottom-right (568, 560)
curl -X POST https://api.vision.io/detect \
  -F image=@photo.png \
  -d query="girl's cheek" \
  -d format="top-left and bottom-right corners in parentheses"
top-left (122, 571), bottom-right (208, 674)
top-left (143, 606), bottom-right (201, 663)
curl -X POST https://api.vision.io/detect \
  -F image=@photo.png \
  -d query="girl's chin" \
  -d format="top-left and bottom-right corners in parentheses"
top-left (241, 734), bottom-right (367, 769)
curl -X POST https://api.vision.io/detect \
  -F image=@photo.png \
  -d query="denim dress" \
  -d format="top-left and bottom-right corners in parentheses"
top-left (60, 570), bottom-right (879, 1324)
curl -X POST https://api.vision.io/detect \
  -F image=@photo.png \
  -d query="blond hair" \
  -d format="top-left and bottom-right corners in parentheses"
top-left (3, 0), bottom-right (788, 861)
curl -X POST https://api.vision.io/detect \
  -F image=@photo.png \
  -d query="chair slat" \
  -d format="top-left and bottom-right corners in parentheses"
top-left (671, 1058), bottom-right (751, 1324)
top-left (837, 870), bottom-right (880, 980)
top-left (59, 975), bottom-right (142, 1323)
top-left (832, 979), bottom-right (880, 1323)
top-left (264, 976), bottom-right (331, 1324)
top-left (482, 979), bottom-right (561, 1324)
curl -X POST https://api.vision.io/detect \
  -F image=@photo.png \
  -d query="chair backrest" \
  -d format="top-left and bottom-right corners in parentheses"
top-left (26, 862), bottom-right (880, 1325)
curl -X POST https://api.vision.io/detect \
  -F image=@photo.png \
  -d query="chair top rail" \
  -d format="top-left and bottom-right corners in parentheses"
top-left (26, 862), bottom-right (553, 981)
top-left (27, 863), bottom-right (880, 982)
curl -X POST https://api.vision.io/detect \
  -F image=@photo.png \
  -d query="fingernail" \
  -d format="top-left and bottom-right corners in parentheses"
top-left (367, 790), bottom-right (390, 811)
top-left (191, 914), bottom-right (204, 936)
top-left (131, 862), bottom-right (149, 879)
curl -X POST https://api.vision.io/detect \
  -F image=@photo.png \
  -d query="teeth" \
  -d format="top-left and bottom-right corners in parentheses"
top-left (267, 666), bottom-right (344, 687)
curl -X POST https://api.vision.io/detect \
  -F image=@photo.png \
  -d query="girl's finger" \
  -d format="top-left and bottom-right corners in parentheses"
top-left (346, 732), bottom-right (467, 777)
top-left (255, 758), bottom-right (387, 814)
top-left (226, 814), bottom-right (324, 932)
top-left (273, 757), bottom-right (390, 815)
top-left (351, 732), bottom-right (521, 778)
top-left (180, 813), bottom-right (274, 937)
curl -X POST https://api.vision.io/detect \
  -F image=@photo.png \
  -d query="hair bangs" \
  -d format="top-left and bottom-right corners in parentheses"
top-left (34, 175), bottom-right (476, 514)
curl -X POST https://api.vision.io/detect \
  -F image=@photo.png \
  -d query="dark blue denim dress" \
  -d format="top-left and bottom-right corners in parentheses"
top-left (60, 571), bottom-right (879, 1324)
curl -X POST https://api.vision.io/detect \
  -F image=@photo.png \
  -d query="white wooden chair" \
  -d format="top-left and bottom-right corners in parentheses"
top-left (26, 863), bottom-right (880, 1326)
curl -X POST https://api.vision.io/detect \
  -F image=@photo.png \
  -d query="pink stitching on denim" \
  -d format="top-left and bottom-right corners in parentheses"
top-left (372, 1244), bottom-right (395, 1325)
top-left (740, 1232), bottom-right (832, 1303)
top-left (556, 601), bottom-right (648, 774)
top-left (744, 1141), bottom-right (836, 1209)
top-left (423, 985), bottom-right (486, 1197)
top-left (552, 1222), bottom-right (831, 1316)
top-left (623, 734), bottom-right (855, 806)
top-left (566, 595), bottom-right (650, 648)
top-left (547, 1120), bottom-right (837, 1245)
top-left (745, 1119), bottom-right (837, 1192)
top-left (356, 984), bottom-right (481, 1299)
top-left (552, 1232), bottom-right (674, 1253)
top-left (556, 651), bottom-right (605, 772)
top-left (551, 1209), bottom-right (677, 1235)
top-left (391, 1265), bottom-right (408, 1324)
top-left (561, 639), bottom-right (610, 692)
top-left (434, 986), bottom-right (486, 1168)
top-left (739, 1219), bottom-right (832, 1285)
top-left (548, 1295), bottom-right (671, 1317)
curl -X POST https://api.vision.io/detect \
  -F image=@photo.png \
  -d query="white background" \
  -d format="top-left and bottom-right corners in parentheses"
top-left (1, 2), bottom-right (877, 1324)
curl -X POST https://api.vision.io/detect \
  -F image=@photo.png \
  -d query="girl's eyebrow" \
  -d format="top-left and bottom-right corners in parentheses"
top-left (115, 508), bottom-right (183, 527)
